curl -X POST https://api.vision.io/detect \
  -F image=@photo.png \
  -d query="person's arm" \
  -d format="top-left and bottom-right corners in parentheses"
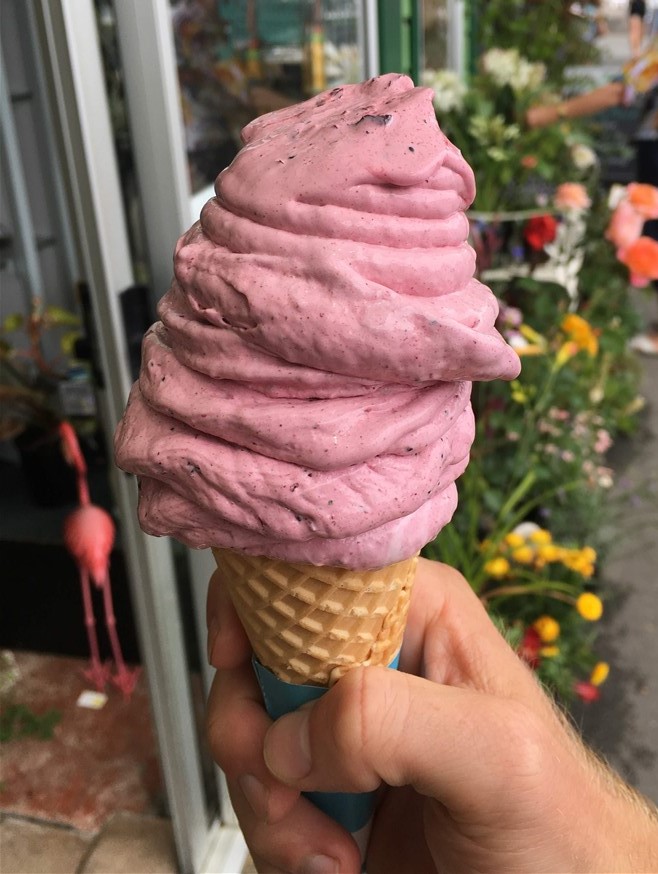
top-left (206, 559), bottom-right (658, 874)
top-left (526, 81), bottom-right (626, 128)
top-left (629, 0), bottom-right (647, 57)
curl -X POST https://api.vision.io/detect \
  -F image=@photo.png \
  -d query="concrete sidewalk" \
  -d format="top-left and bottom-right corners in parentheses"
top-left (575, 351), bottom-right (658, 805)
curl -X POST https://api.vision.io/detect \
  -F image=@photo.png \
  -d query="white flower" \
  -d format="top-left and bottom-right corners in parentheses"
top-left (512, 521), bottom-right (541, 539)
top-left (571, 143), bottom-right (597, 170)
top-left (422, 68), bottom-right (466, 114)
top-left (481, 48), bottom-right (545, 93)
top-left (607, 183), bottom-right (627, 210)
top-left (481, 48), bottom-right (519, 87)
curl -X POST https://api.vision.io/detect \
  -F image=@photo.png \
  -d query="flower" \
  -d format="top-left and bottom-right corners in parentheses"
top-left (575, 680), bottom-right (600, 702)
top-left (590, 661), bottom-right (610, 687)
top-left (537, 543), bottom-right (561, 562)
top-left (540, 645), bottom-right (560, 658)
top-left (524, 215), bottom-right (558, 250)
top-left (554, 182), bottom-right (591, 212)
top-left (576, 592), bottom-right (603, 621)
top-left (594, 429), bottom-right (613, 455)
top-left (626, 183), bottom-right (658, 219)
top-left (512, 545), bottom-right (535, 564)
top-left (519, 626), bottom-right (542, 668)
top-left (504, 532), bottom-right (525, 549)
top-left (618, 236), bottom-right (658, 287)
top-left (605, 200), bottom-right (645, 251)
top-left (571, 143), bottom-right (597, 170)
top-left (484, 557), bottom-right (510, 578)
top-left (529, 528), bottom-right (552, 545)
top-left (533, 615), bottom-right (561, 643)
top-left (561, 313), bottom-right (598, 357)
top-left (554, 341), bottom-right (579, 369)
top-left (421, 68), bottom-right (467, 114)
top-left (521, 154), bottom-right (538, 169)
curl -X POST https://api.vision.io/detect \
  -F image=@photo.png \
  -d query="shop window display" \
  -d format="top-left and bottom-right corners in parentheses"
top-left (172, 0), bottom-right (364, 191)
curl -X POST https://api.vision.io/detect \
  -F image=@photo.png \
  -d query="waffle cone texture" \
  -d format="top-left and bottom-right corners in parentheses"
top-left (212, 549), bottom-right (418, 686)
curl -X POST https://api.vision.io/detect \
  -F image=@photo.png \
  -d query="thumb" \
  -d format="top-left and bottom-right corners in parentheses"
top-left (263, 665), bottom-right (548, 817)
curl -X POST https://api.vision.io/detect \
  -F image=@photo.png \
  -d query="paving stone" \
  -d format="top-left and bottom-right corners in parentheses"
top-left (80, 813), bottom-right (178, 874)
top-left (0, 817), bottom-right (92, 874)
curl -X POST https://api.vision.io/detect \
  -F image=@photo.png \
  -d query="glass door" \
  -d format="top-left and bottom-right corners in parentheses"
top-left (35, 0), bottom-right (246, 870)
top-left (33, 0), bottom-right (379, 870)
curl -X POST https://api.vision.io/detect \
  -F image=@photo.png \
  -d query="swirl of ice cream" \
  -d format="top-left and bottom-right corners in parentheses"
top-left (114, 74), bottom-right (520, 569)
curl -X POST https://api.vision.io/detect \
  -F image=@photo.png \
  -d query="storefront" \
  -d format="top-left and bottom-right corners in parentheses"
top-left (1, 2), bottom-right (464, 870)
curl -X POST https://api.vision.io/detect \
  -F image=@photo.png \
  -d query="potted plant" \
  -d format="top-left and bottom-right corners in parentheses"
top-left (0, 297), bottom-right (90, 506)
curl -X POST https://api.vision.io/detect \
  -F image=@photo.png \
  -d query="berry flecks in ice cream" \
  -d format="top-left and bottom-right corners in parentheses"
top-left (114, 74), bottom-right (520, 569)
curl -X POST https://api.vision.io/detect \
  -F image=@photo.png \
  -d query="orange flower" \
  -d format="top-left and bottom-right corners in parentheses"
top-left (627, 183), bottom-right (658, 219)
top-left (619, 236), bottom-right (658, 286)
top-left (561, 313), bottom-right (599, 356)
top-left (521, 155), bottom-right (538, 169)
top-left (554, 182), bottom-right (590, 212)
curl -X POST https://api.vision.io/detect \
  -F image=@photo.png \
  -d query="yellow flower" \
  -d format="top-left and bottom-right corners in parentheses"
top-left (580, 546), bottom-right (597, 564)
top-left (576, 592), bottom-right (603, 621)
top-left (590, 661), bottom-right (610, 687)
top-left (565, 549), bottom-right (596, 578)
top-left (519, 323), bottom-right (546, 345)
top-left (540, 645), bottom-right (560, 658)
top-left (510, 380), bottom-right (528, 404)
top-left (554, 340), bottom-right (579, 370)
top-left (516, 344), bottom-right (545, 357)
top-left (537, 543), bottom-right (561, 563)
top-left (484, 557), bottom-right (510, 579)
top-left (533, 615), bottom-right (561, 643)
top-left (512, 545), bottom-right (535, 564)
top-left (504, 532), bottom-right (525, 549)
top-left (561, 313), bottom-right (599, 357)
top-left (529, 529), bottom-right (552, 545)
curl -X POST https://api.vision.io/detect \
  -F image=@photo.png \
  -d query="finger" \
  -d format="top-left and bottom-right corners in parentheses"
top-left (227, 776), bottom-right (362, 874)
top-left (207, 660), bottom-right (299, 824)
top-left (263, 664), bottom-right (550, 819)
top-left (401, 559), bottom-right (542, 703)
top-left (206, 568), bottom-right (251, 669)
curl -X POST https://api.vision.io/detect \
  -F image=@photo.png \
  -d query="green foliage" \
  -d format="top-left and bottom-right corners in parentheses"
top-left (475, 0), bottom-right (599, 86)
top-left (424, 49), bottom-right (594, 211)
top-left (423, 190), bottom-right (645, 702)
top-left (0, 704), bottom-right (62, 742)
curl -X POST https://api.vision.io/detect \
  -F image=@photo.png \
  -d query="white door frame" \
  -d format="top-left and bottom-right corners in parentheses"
top-left (35, 1), bottom-right (246, 870)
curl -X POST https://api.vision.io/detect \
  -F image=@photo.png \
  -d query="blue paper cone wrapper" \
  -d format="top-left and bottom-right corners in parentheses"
top-left (253, 653), bottom-right (400, 834)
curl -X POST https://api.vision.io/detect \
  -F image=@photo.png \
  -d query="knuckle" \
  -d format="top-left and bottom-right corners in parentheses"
top-left (490, 698), bottom-right (549, 784)
top-left (329, 666), bottom-right (401, 779)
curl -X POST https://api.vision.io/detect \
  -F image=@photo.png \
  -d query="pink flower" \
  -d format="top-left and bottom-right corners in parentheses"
top-left (554, 183), bottom-right (591, 212)
top-left (605, 200), bottom-right (645, 252)
top-left (594, 429), bottom-right (612, 454)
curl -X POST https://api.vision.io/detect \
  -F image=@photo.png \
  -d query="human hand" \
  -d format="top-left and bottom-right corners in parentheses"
top-left (206, 558), bottom-right (658, 873)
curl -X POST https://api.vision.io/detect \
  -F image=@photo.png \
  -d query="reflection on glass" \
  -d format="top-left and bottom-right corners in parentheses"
top-left (422, 0), bottom-right (448, 73)
top-left (171, 0), bottom-right (364, 192)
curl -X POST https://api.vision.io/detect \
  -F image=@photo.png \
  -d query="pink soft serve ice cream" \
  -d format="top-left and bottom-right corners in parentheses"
top-left (114, 74), bottom-right (520, 569)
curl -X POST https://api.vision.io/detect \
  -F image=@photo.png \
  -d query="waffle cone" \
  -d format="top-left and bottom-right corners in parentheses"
top-left (212, 549), bottom-right (418, 686)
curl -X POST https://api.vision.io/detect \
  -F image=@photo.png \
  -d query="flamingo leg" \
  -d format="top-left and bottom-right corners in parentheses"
top-left (100, 574), bottom-right (140, 698)
top-left (79, 567), bottom-right (110, 690)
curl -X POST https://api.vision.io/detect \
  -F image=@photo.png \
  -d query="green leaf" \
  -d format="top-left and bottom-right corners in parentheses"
top-left (44, 306), bottom-right (80, 327)
top-left (2, 313), bottom-right (24, 333)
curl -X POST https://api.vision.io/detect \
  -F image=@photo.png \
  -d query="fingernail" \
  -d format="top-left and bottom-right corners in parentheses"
top-left (207, 618), bottom-right (219, 665)
top-left (298, 855), bottom-right (339, 874)
top-left (264, 710), bottom-right (312, 782)
top-left (238, 773), bottom-right (270, 821)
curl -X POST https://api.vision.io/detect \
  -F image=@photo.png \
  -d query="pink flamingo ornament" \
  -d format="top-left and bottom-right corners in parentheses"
top-left (60, 422), bottom-right (139, 697)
